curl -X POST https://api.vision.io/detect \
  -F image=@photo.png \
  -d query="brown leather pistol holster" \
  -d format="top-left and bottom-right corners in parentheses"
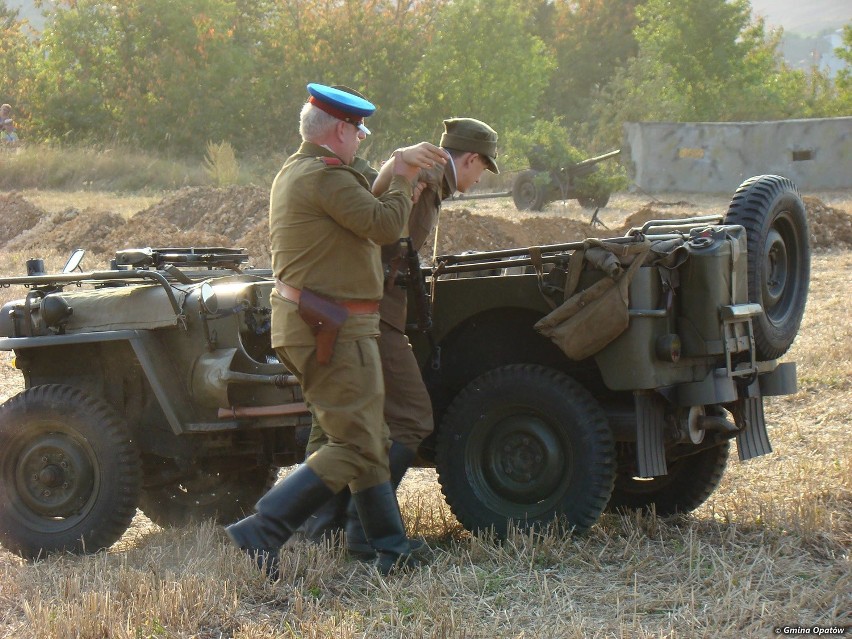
top-left (297, 288), bottom-right (349, 365)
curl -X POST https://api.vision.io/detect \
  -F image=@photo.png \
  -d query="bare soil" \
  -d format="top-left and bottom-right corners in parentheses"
top-left (1, 187), bottom-right (850, 272)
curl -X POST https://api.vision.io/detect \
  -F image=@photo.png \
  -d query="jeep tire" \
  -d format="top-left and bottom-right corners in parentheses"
top-left (606, 441), bottom-right (729, 516)
top-left (0, 385), bottom-right (141, 559)
top-left (435, 365), bottom-right (615, 536)
top-left (724, 175), bottom-right (810, 360)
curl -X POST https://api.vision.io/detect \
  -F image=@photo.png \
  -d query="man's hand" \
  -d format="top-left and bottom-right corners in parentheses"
top-left (398, 142), bottom-right (449, 170)
top-left (378, 143), bottom-right (449, 195)
top-left (392, 150), bottom-right (421, 181)
top-left (412, 181), bottom-right (427, 204)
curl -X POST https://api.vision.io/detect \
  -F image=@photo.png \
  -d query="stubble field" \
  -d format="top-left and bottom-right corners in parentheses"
top-left (0, 188), bottom-right (849, 638)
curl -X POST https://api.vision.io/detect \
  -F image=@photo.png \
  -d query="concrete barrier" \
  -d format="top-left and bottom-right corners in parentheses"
top-left (623, 117), bottom-right (851, 193)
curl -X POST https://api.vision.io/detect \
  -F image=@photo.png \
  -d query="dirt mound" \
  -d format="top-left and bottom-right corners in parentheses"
top-left (135, 185), bottom-right (269, 240)
top-left (0, 192), bottom-right (47, 247)
top-left (6, 208), bottom-right (125, 254)
top-left (103, 217), bottom-right (231, 254)
top-left (618, 207), bottom-right (690, 233)
top-left (0, 189), bottom-right (849, 270)
top-left (803, 196), bottom-right (852, 250)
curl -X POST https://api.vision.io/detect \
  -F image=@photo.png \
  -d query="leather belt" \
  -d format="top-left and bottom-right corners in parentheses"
top-left (275, 280), bottom-right (380, 315)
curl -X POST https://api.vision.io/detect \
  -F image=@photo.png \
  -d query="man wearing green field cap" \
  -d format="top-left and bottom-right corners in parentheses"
top-left (298, 116), bottom-right (500, 556)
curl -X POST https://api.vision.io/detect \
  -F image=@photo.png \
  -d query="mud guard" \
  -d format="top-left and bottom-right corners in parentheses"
top-left (734, 394), bottom-right (773, 461)
top-left (634, 391), bottom-right (667, 477)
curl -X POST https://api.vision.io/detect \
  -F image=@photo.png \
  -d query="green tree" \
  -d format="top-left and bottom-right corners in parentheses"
top-left (834, 23), bottom-right (852, 115)
top-left (251, 0), bottom-right (447, 157)
top-left (588, 0), bottom-right (813, 146)
top-left (402, 0), bottom-right (554, 146)
top-left (538, 0), bottom-right (643, 129)
top-left (29, 0), bottom-right (258, 152)
top-left (0, 1), bottom-right (37, 129)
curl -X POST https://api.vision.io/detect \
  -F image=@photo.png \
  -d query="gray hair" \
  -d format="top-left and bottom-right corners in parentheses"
top-left (299, 103), bottom-right (338, 141)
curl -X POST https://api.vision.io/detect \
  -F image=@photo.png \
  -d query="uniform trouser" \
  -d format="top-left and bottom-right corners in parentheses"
top-left (305, 321), bottom-right (434, 458)
top-left (277, 336), bottom-right (390, 494)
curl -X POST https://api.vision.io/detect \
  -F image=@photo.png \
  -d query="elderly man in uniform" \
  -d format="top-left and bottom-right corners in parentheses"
top-left (299, 118), bottom-right (500, 557)
top-left (225, 83), bottom-right (446, 578)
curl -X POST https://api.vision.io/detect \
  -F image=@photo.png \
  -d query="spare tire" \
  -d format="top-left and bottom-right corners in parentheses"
top-left (724, 175), bottom-right (810, 360)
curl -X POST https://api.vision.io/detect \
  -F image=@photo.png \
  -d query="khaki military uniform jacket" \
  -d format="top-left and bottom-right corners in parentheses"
top-left (270, 141), bottom-right (414, 348)
top-left (379, 161), bottom-right (456, 331)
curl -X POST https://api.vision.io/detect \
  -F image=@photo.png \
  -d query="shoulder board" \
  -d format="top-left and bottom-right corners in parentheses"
top-left (320, 157), bottom-right (343, 166)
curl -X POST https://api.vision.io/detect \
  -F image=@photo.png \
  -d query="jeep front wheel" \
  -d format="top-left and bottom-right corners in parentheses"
top-left (724, 175), bottom-right (810, 360)
top-left (0, 385), bottom-right (141, 559)
top-left (139, 462), bottom-right (278, 527)
top-left (435, 365), bottom-right (615, 536)
top-left (605, 442), bottom-right (729, 516)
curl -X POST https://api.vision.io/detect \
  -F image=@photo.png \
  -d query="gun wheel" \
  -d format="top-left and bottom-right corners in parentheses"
top-left (511, 170), bottom-right (548, 211)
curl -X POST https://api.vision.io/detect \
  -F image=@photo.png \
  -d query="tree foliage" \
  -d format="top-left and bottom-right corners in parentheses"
top-left (401, 0), bottom-right (553, 145)
top-left (834, 23), bottom-right (852, 115)
top-left (3, 0), bottom-right (849, 164)
top-left (537, 0), bottom-right (642, 129)
top-left (0, 1), bottom-right (36, 127)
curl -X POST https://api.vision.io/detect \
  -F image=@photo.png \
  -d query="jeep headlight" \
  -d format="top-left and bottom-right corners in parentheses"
top-left (199, 282), bottom-right (219, 314)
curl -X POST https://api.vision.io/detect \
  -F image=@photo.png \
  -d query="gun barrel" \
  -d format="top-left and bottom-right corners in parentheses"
top-left (571, 149), bottom-right (621, 169)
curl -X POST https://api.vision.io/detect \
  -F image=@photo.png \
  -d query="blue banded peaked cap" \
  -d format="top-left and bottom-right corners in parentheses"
top-left (306, 83), bottom-right (375, 134)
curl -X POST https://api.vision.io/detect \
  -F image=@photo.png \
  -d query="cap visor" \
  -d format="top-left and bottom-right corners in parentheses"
top-left (485, 156), bottom-right (499, 174)
top-left (357, 123), bottom-right (371, 135)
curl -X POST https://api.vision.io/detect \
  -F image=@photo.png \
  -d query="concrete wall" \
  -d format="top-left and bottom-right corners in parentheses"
top-left (623, 117), bottom-right (851, 193)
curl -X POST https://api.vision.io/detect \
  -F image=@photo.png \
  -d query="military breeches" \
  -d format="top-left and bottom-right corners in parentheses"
top-left (276, 337), bottom-right (390, 494)
top-left (379, 321), bottom-right (434, 452)
top-left (303, 322), bottom-right (434, 459)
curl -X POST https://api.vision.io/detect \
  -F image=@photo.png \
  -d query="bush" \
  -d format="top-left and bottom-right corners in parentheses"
top-left (502, 119), bottom-right (628, 200)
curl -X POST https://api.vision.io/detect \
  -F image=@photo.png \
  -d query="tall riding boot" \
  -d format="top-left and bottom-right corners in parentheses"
top-left (225, 464), bottom-right (334, 580)
top-left (294, 488), bottom-right (350, 544)
top-left (351, 481), bottom-right (420, 575)
top-left (345, 441), bottom-right (416, 556)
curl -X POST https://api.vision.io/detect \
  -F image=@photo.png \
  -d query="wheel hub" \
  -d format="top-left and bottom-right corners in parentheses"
top-left (15, 433), bottom-right (95, 517)
top-left (763, 227), bottom-right (789, 311)
top-left (482, 414), bottom-right (565, 502)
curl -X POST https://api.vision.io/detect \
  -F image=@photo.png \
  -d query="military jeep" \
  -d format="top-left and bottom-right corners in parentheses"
top-left (0, 175), bottom-right (809, 559)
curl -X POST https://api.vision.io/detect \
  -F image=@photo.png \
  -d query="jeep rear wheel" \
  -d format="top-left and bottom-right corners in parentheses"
top-left (0, 385), bottom-right (141, 559)
top-left (605, 442), bottom-right (729, 516)
top-left (139, 463), bottom-right (278, 527)
top-left (435, 365), bottom-right (615, 536)
top-left (724, 175), bottom-right (810, 360)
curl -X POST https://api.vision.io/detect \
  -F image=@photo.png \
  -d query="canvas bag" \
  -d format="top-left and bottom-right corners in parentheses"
top-left (534, 239), bottom-right (650, 361)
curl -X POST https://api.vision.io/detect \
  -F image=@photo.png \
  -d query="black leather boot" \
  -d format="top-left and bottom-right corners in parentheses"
top-left (345, 441), bottom-right (416, 557)
top-left (351, 481), bottom-right (420, 575)
top-left (225, 464), bottom-right (334, 580)
top-left (295, 488), bottom-right (350, 544)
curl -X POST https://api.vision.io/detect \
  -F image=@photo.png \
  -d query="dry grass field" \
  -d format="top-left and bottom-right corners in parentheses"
top-left (0, 190), bottom-right (849, 638)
